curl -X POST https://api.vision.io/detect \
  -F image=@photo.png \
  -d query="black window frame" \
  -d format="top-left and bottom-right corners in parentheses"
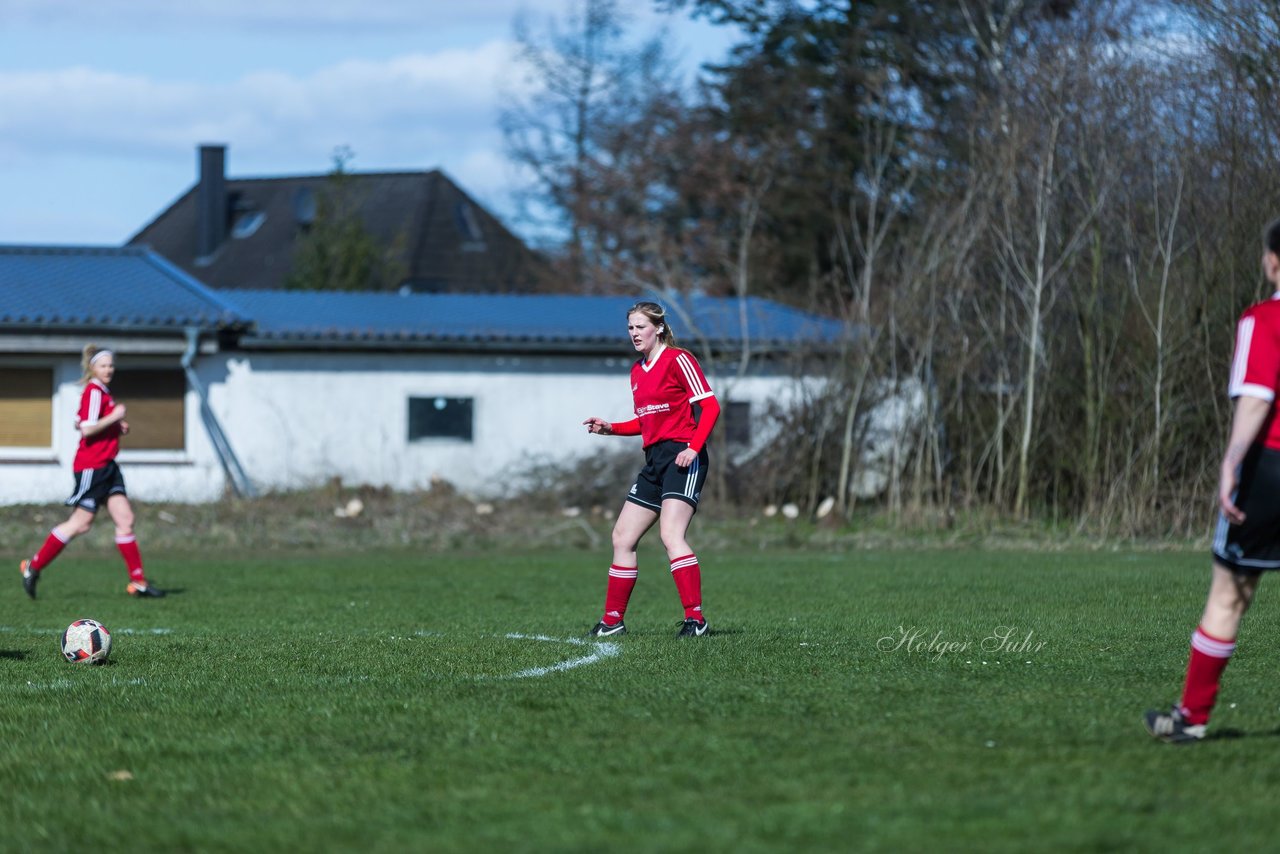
top-left (408, 396), bottom-right (474, 442)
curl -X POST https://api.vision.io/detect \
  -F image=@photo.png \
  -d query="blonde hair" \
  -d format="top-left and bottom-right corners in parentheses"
top-left (80, 343), bottom-right (111, 384)
top-left (627, 301), bottom-right (677, 348)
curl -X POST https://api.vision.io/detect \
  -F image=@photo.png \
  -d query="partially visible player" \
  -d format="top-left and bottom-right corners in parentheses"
top-left (19, 344), bottom-right (165, 599)
top-left (582, 301), bottom-right (720, 638)
top-left (1144, 218), bottom-right (1280, 742)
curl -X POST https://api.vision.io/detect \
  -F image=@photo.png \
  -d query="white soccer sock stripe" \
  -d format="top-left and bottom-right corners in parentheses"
top-left (1191, 629), bottom-right (1236, 659)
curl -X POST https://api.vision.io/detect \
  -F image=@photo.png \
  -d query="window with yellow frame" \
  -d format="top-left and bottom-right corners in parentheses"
top-left (0, 366), bottom-right (186, 452)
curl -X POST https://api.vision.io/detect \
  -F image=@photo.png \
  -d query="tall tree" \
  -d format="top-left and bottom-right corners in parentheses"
top-left (285, 147), bottom-right (406, 292)
top-left (500, 0), bottom-right (679, 291)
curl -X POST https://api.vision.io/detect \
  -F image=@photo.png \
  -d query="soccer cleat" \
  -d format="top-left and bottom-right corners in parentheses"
top-left (127, 581), bottom-right (166, 598)
top-left (19, 559), bottom-right (38, 600)
top-left (1143, 706), bottom-right (1206, 743)
top-left (589, 620), bottom-right (626, 638)
top-left (677, 617), bottom-right (709, 638)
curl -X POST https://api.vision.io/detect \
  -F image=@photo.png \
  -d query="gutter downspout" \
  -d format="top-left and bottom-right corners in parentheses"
top-left (182, 327), bottom-right (257, 498)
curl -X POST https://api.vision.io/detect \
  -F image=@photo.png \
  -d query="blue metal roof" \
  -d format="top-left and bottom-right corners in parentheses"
top-left (0, 245), bottom-right (249, 332)
top-left (0, 244), bottom-right (847, 350)
top-left (222, 289), bottom-right (849, 351)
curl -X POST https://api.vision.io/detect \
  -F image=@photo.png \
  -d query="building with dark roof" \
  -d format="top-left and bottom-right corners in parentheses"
top-left (127, 144), bottom-right (550, 294)
top-left (0, 245), bottom-right (848, 504)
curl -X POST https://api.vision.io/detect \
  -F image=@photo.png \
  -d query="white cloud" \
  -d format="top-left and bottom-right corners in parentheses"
top-left (0, 41), bottom-right (517, 168)
top-left (5, 0), bottom-right (536, 32)
top-left (0, 1), bottom-right (738, 244)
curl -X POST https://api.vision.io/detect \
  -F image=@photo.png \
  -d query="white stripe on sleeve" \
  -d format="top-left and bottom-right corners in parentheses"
top-left (676, 352), bottom-right (710, 399)
top-left (85, 388), bottom-right (102, 425)
top-left (1228, 316), bottom-right (1276, 400)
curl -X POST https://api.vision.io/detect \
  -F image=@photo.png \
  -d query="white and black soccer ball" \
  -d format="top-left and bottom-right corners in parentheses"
top-left (61, 619), bottom-right (112, 664)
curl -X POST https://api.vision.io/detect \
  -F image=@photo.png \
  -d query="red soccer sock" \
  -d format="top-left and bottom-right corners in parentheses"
top-left (1179, 626), bottom-right (1236, 725)
top-left (669, 554), bottom-right (704, 621)
top-left (603, 565), bottom-right (638, 625)
top-left (29, 529), bottom-right (71, 572)
top-left (115, 535), bottom-right (147, 585)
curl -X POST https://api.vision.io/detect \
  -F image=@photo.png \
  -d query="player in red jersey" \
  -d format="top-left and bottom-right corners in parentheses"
top-left (19, 345), bottom-right (165, 599)
top-left (582, 301), bottom-right (721, 638)
top-left (1144, 219), bottom-right (1280, 742)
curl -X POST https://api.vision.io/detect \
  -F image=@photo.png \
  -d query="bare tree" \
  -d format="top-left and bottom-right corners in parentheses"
top-left (500, 0), bottom-right (677, 290)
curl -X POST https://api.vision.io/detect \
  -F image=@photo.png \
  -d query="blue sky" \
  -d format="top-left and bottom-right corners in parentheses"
top-left (0, 0), bottom-right (736, 247)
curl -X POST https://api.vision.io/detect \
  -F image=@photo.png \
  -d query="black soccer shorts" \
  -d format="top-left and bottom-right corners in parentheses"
top-left (1213, 445), bottom-right (1280, 572)
top-left (626, 440), bottom-right (710, 512)
top-left (64, 460), bottom-right (128, 513)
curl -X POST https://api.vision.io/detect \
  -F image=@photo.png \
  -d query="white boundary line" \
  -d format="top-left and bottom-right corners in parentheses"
top-left (3, 626), bottom-right (618, 682)
top-left (498, 633), bottom-right (620, 679)
top-left (15, 677), bottom-right (148, 692)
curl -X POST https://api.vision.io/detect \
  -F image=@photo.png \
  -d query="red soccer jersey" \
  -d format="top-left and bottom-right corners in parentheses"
top-left (73, 379), bottom-right (121, 471)
top-left (630, 345), bottom-right (715, 448)
top-left (1229, 294), bottom-right (1280, 449)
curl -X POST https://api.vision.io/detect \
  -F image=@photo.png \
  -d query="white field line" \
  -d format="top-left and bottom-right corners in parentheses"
top-left (17, 677), bottom-right (148, 691)
top-left (5, 626), bottom-right (616, 682)
top-left (498, 633), bottom-right (620, 679)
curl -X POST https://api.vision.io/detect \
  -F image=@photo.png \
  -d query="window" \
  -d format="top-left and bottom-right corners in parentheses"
top-left (408, 396), bottom-right (473, 442)
top-left (723, 400), bottom-right (751, 446)
top-left (454, 202), bottom-right (487, 252)
top-left (110, 369), bottom-right (186, 450)
top-left (231, 210), bottom-right (266, 238)
top-left (0, 368), bottom-right (53, 447)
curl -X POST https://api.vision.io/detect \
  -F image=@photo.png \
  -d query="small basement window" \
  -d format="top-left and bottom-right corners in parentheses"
top-left (408, 396), bottom-right (474, 442)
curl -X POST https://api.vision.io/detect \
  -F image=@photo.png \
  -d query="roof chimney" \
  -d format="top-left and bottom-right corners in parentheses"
top-left (196, 144), bottom-right (227, 262)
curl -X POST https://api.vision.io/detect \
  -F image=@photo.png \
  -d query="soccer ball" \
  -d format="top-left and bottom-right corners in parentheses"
top-left (61, 619), bottom-right (112, 664)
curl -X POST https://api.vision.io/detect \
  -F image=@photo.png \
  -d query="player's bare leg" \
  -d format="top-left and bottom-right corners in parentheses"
top-left (659, 498), bottom-right (707, 636)
top-left (612, 501), bottom-right (659, 567)
top-left (1200, 561), bottom-right (1258, 639)
top-left (20, 507), bottom-right (95, 599)
top-left (108, 494), bottom-right (164, 598)
top-left (589, 502), bottom-right (659, 637)
top-left (1145, 562), bottom-right (1258, 742)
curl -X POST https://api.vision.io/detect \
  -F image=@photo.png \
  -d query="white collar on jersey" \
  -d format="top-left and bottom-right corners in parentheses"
top-left (642, 343), bottom-right (667, 372)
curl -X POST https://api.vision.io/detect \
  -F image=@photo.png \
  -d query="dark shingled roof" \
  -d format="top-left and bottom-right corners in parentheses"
top-left (127, 170), bottom-right (549, 293)
top-left (0, 245), bottom-right (249, 332)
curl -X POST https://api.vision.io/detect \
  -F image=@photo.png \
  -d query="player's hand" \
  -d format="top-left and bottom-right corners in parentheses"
top-left (1219, 458), bottom-right (1245, 525)
top-left (583, 417), bottom-right (611, 435)
top-left (675, 447), bottom-right (697, 468)
top-left (112, 404), bottom-right (127, 421)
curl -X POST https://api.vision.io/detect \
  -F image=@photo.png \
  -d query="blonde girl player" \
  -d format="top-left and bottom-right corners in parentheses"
top-left (582, 301), bottom-right (721, 638)
top-left (19, 345), bottom-right (165, 599)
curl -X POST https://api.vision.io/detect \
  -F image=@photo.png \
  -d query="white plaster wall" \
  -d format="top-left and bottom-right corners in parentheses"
top-left (2, 348), bottom-right (815, 504)
top-left (205, 350), bottom-right (810, 498)
top-left (1, 355), bottom-right (227, 506)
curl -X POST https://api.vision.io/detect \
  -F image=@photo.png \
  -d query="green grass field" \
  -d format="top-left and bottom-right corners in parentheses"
top-left (1, 545), bottom-right (1277, 852)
